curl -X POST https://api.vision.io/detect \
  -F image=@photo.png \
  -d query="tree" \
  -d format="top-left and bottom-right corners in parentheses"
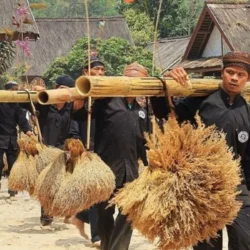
top-left (120, 0), bottom-right (204, 37)
top-left (29, 0), bottom-right (120, 18)
top-left (124, 9), bottom-right (155, 47)
top-left (43, 37), bottom-right (155, 87)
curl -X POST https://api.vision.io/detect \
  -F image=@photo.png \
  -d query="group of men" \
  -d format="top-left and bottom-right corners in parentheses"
top-left (1, 50), bottom-right (250, 250)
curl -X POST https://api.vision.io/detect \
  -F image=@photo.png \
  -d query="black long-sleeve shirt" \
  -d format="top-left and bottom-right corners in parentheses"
top-left (93, 97), bottom-right (147, 187)
top-left (0, 103), bottom-right (31, 150)
top-left (151, 88), bottom-right (250, 206)
top-left (74, 97), bottom-right (148, 188)
top-left (22, 103), bottom-right (80, 147)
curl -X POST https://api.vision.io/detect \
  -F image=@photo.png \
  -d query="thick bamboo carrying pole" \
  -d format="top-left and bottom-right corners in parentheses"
top-left (0, 90), bottom-right (38, 103)
top-left (37, 88), bottom-right (82, 105)
top-left (75, 76), bottom-right (250, 100)
top-left (34, 76), bottom-right (250, 105)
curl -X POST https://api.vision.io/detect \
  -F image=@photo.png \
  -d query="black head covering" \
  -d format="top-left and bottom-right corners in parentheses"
top-left (55, 75), bottom-right (74, 88)
top-left (83, 53), bottom-right (104, 69)
top-left (4, 81), bottom-right (18, 90)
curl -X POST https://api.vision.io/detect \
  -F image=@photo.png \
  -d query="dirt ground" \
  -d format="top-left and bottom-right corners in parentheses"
top-left (0, 177), bottom-right (229, 250)
top-left (0, 177), bottom-right (157, 250)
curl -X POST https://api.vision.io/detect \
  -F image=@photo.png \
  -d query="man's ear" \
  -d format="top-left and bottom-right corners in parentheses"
top-left (82, 68), bottom-right (87, 75)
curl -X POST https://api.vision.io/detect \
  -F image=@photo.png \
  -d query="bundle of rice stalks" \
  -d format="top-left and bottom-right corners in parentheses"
top-left (35, 152), bottom-right (67, 212)
top-left (36, 147), bottom-right (62, 174)
top-left (111, 117), bottom-right (241, 250)
top-left (46, 139), bottom-right (115, 217)
top-left (50, 152), bottom-right (115, 217)
top-left (8, 136), bottom-right (43, 195)
top-left (35, 139), bottom-right (85, 214)
top-left (8, 139), bottom-right (29, 192)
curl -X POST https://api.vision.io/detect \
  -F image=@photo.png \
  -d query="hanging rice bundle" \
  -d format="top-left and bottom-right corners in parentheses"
top-left (48, 140), bottom-right (116, 217)
top-left (51, 152), bottom-right (115, 217)
top-left (36, 147), bottom-right (62, 174)
top-left (8, 136), bottom-right (42, 195)
top-left (111, 117), bottom-right (241, 250)
top-left (8, 139), bottom-right (30, 192)
top-left (34, 151), bottom-right (67, 212)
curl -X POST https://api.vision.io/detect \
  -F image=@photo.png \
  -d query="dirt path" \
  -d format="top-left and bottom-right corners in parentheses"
top-left (0, 178), bottom-right (157, 250)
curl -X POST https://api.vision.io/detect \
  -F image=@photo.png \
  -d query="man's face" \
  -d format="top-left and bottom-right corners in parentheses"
top-left (84, 65), bottom-right (105, 76)
top-left (11, 85), bottom-right (18, 91)
top-left (221, 66), bottom-right (250, 95)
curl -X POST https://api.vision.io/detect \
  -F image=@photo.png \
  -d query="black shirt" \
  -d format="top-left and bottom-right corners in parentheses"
top-left (151, 88), bottom-right (250, 206)
top-left (23, 103), bottom-right (79, 147)
top-left (93, 97), bottom-right (147, 188)
top-left (0, 103), bottom-right (30, 150)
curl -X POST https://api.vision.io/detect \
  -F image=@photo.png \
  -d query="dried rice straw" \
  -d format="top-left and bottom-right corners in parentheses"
top-left (9, 136), bottom-right (46, 195)
top-left (111, 116), bottom-right (241, 250)
top-left (50, 152), bottom-right (115, 217)
top-left (39, 139), bottom-right (115, 217)
top-left (36, 147), bottom-right (62, 174)
top-left (34, 152), bottom-right (67, 212)
top-left (8, 138), bottom-right (30, 192)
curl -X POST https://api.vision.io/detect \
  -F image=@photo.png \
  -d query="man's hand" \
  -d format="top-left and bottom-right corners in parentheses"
top-left (26, 131), bottom-right (33, 137)
top-left (32, 85), bottom-right (46, 92)
top-left (164, 67), bottom-right (189, 86)
top-left (73, 100), bottom-right (85, 111)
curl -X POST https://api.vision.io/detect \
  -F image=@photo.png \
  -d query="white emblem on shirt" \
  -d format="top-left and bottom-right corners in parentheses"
top-left (238, 131), bottom-right (249, 143)
top-left (138, 110), bottom-right (146, 119)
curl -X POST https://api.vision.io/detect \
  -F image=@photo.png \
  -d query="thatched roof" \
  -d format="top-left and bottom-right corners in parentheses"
top-left (26, 17), bottom-right (133, 77)
top-left (0, 0), bottom-right (39, 41)
top-left (182, 1), bottom-right (250, 73)
top-left (208, 2), bottom-right (250, 52)
top-left (146, 37), bottom-right (190, 72)
top-left (177, 57), bottom-right (222, 73)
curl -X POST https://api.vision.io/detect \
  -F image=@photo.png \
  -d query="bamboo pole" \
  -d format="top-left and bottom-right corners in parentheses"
top-left (0, 90), bottom-right (38, 103)
top-left (31, 76), bottom-right (250, 105)
top-left (37, 88), bottom-right (82, 105)
top-left (75, 76), bottom-right (250, 100)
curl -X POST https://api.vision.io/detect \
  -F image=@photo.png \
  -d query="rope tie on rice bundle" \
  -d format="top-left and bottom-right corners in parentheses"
top-left (35, 139), bottom-right (115, 217)
top-left (111, 116), bottom-right (241, 250)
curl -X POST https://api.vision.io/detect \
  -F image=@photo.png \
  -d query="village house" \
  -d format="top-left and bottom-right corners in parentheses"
top-left (149, 0), bottom-right (250, 77)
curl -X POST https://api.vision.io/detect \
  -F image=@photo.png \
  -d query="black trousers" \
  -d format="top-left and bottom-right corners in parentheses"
top-left (0, 148), bottom-right (18, 180)
top-left (193, 206), bottom-right (250, 250)
top-left (76, 206), bottom-right (100, 243)
top-left (96, 200), bottom-right (133, 250)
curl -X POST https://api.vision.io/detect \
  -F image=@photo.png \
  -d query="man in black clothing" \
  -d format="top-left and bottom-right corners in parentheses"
top-left (30, 75), bottom-right (81, 227)
top-left (93, 62), bottom-right (148, 250)
top-left (151, 51), bottom-right (250, 250)
top-left (71, 55), bottom-right (104, 247)
top-left (0, 81), bottom-right (32, 196)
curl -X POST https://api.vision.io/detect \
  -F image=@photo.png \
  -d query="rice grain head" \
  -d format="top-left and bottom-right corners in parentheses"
top-left (111, 116), bottom-right (241, 250)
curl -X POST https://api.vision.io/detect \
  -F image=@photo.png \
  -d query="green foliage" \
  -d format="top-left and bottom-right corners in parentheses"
top-left (120, 0), bottom-right (204, 37)
top-left (29, 0), bottom-right (120, 18)
top-left (124, 9), bottom-right (155, 47)
top-left (29, 0), bottom-right (205, 39)
top-left (43, 37), bottom-right (154, 87)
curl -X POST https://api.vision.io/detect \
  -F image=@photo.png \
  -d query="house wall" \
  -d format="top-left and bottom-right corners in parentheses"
top-left (202, 26), bottom-right (231, 57)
